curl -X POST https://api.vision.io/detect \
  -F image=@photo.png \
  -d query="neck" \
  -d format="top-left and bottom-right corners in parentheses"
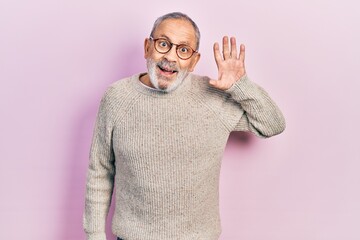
top-left (140, 73), bottom-right (156, 89)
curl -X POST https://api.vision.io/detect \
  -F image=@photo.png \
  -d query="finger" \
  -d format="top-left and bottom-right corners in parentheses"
top-left (209, 78), bottom-right (221, 88)
top-left (222, 36), bottom-right (230, 60)
top-left (230, 37), bottom-right (237, 59)
top-left (213, 42), bottom-right (222, 67)
top-left (239, 44), bottom-right (245, 62)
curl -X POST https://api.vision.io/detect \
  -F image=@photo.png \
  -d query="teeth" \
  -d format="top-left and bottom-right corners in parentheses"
top-left (159, 66), bottom-right (175, 72)
top-left (158, 65), bottom-right (177, 73)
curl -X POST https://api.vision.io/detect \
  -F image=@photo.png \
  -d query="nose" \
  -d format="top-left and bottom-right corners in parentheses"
top-left (163, 45), bottom-right (178, 62)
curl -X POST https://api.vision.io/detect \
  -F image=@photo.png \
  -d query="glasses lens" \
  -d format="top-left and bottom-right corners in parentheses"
top-left (177, 45), bottom-right (193, 59)
top-left (153, 38), bottom-right (195, 60)
top-left (155, 39), bottom-right (171, 53)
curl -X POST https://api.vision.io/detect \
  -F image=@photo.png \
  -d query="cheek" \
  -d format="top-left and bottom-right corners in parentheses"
top-left (149, 47), bottom-right (168, 60)
top-left (146, 48), bottom-right (160, 60)
top-left (150, 53), bottom-right (166, 63)
top-left (178, 61), bottom-right (193, 71)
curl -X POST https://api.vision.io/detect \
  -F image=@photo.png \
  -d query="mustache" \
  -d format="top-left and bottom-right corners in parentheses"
top-left (157, 59), bottom-right (179, 72)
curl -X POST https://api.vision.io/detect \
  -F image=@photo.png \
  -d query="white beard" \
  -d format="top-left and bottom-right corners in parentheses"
top-left (146, 58), bottom-right (189, 93)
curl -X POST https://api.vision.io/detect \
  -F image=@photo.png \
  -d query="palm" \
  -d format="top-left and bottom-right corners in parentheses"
top-left (209, 36), bottom-right (246, 90)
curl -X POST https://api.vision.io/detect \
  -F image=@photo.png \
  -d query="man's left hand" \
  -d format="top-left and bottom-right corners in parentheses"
top-left (209, 36), bottom-right (246, 90)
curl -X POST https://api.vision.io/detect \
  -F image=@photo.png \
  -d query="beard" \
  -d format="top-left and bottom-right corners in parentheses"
top-left (146, 58), bottom-right (189, 93)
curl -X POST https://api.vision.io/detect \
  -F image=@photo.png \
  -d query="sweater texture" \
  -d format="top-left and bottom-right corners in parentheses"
top-left (83, 73), bottom-right (285, 240)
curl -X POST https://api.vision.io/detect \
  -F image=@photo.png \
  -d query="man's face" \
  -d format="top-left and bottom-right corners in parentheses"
top-left (144, 19), bottom-right (200, 92)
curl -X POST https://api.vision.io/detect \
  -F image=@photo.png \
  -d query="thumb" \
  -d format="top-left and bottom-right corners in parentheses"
top-left (209, 72), bottom-right (222, 87)
top-left (209, 79), bottom-right (219, 88)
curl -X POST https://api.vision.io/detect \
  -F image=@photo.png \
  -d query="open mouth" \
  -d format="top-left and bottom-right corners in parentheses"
top-left (157, 65), bottom-right (178, 75)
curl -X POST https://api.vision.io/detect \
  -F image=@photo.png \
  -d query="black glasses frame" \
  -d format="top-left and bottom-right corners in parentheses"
top-left (149, 37), bottom-right (197, 60)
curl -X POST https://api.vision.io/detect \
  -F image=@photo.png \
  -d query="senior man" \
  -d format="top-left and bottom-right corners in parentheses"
top-left (83, 12), bottom-right (285, 240)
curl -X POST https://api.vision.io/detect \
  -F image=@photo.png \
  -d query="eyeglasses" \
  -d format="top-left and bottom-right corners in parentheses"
top-left (149, 37), bottom-right (197, 60)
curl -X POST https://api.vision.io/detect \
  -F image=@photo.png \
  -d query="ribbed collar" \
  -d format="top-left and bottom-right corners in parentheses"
top-left (130, 72), bottom-right (192, 98)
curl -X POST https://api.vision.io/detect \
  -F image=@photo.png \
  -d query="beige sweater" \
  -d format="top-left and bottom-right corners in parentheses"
top-left (83, 73), bottom-right (285, 240)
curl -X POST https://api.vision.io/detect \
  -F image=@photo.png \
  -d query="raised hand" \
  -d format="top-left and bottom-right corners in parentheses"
top-left (209, 36), bottom-right (246, 90)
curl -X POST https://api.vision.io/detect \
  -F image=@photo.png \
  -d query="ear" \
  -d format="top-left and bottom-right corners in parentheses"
top-left (144, 38), bottom-right (151, 59)
top-left (188, 53), bottom-right (201, 72)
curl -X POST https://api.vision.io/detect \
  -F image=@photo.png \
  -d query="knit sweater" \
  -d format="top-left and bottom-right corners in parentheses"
top-left (83, 73), bottom-right (285, 240)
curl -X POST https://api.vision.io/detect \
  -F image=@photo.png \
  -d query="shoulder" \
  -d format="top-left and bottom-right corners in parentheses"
top-left (97, 74), bottom-right (141, 120)
top-left (187, 74), bottom-right (242, 131)
top-left (188, 73), bottom-right (231, 100)
top-left (104, 76), bottom-right (132, 99)
top-left (101, 74), bottom-right (140, 103)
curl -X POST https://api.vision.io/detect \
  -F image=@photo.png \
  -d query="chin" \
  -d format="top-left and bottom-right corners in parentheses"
top-left (146, 58), bottom-right (189, 92)
top-left (156, 79), bottom-right (180, 92)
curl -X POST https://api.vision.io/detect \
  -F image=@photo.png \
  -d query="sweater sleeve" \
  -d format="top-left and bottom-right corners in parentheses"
top-left (83, 89), bottom-right (116, 240)
top-left (224, 74), bottom-right (286, 138)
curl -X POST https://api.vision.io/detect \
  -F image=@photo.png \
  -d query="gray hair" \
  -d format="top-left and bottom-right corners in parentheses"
top-left (150, 12), bottom-right (201, 51)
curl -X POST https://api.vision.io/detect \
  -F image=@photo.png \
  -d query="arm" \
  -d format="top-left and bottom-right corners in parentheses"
top-left (83, 90), bottom-right (116, 240)
top-left (224, 74), bottom-right (285, 137)
top-left (209, 36), bottom-right (285, 137)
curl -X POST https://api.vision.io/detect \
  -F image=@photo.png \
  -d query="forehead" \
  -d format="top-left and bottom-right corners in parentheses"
top-left (152, 19), bottom-right (196, 45)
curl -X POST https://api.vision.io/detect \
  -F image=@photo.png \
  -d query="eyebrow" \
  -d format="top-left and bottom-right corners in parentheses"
top-left (157, 34), bottom-right (191, 46)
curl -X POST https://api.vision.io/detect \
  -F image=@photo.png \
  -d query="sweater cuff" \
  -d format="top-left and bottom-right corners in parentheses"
top-left (224, 74), bottom-right (257, 101)
top-left (86, 232), bottom-right (107, 240)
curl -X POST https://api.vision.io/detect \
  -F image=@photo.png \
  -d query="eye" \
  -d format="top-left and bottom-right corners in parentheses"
top-left (179, 46), bottom-right (190, 53)
top-left (158, 40), bottom-right (169, 48)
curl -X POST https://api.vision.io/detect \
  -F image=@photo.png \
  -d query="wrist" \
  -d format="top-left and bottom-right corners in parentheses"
top-left (224, 74), bottom-right (248, 91)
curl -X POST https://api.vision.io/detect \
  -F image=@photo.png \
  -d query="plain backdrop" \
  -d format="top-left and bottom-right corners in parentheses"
top-left (1, 0), bottom-right (360, 239)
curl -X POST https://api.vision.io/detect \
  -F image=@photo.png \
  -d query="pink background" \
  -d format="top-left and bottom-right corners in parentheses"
top-left (1, 1), bottom-right (359, 239)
